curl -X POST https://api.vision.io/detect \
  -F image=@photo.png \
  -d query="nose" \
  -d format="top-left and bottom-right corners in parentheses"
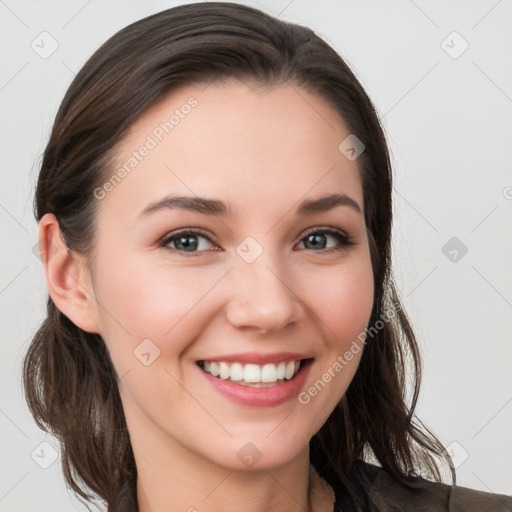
top-left (224, 247), bottom-right (304, 334)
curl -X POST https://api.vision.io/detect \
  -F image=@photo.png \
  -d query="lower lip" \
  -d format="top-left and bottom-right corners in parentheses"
top-left (198, 359), bottom-right (313, 407)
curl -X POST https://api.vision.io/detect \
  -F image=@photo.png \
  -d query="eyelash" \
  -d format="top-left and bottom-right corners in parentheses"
top-left (158, 227), bottom-right (356, 258)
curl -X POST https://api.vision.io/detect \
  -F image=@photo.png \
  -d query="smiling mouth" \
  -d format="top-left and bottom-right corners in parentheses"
top-left (197, 358), bottom-right (312, 388)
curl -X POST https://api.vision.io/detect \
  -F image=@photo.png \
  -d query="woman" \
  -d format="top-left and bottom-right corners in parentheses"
top-left (23, 3), bottom-right (512, 511)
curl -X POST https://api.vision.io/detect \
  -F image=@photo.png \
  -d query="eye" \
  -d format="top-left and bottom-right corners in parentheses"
top-left (296, 227), bottom-right (355, 254)
top-left (159, 228), bottom-right (216, 257)
top-left (159, 226), bottom-right (356, 258)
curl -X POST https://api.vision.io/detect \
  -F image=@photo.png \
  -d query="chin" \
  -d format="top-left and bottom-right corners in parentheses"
top-left (203, 429), bottom-right (310, 471)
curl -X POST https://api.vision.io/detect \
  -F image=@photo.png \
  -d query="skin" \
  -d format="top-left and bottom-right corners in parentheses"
top-left (40, 80), bottom-right (374, 512)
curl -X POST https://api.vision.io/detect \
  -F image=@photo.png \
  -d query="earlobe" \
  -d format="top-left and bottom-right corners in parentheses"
top-left (38, 213), bottom-right (101, 334)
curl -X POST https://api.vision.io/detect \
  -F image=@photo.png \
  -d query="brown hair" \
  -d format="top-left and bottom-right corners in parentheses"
top-left (23, 2), bottom-right (455, 511)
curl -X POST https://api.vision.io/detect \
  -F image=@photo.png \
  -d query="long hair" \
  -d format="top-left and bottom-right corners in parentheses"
top-left (23, 3), bottom-right (455, 511)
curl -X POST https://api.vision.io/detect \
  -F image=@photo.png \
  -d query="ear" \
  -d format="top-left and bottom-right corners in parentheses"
top-left (38, 213), bottom-right (101, 334)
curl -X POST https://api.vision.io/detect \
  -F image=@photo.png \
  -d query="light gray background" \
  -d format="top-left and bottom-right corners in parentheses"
top-left (1, 0), bottom-right (511, 510)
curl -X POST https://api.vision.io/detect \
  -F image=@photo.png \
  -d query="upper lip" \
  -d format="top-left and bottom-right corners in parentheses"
top-left (197, 352), bottom-right (313, 365)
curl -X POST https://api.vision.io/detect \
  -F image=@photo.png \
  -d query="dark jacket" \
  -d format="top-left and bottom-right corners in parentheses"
top-left (310, 444), bottom-right (512, 511)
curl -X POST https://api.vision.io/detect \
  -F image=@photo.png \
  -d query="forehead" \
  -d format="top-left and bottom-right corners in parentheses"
top-left (99, 80), bottom-right (363, 221)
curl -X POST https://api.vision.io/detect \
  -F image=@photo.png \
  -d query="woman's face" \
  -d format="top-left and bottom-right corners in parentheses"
top-left (87, 80), bottom-right (374, 470)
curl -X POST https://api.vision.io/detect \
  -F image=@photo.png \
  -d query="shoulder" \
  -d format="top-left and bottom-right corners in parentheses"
top-left (356, 461), bottom-right (512, 512)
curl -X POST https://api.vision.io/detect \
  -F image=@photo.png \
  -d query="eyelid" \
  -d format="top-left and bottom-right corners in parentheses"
top-left (300, 225), bottom-right (353, 241)
top-left (158, 227), bottom-right (216, 246)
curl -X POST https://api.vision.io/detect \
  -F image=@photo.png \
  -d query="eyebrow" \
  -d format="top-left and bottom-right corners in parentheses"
top-left (138, 193), bottom-right (362, 218)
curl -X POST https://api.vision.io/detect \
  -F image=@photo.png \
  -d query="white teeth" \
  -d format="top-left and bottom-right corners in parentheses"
top-left (209, 361), bottom-right (220, 377)
top-left (261, 364), bottom-right (277, 383)
top-left (230, 362), bottom-right (244, 381)
top-left (284, 361), bottom-right (295, 380)
top-left (276, 362), bottom-right (286, 379)
top-left (200, 359), bottom-right (303, 384)
top-left (219, 362), bottom-right (230, 380)
top-left (243, 364), bottom-right (261, 383)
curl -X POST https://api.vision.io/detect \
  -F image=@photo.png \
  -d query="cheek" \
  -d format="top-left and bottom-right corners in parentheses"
top-left (294, 254), bottom-right (373, 436)
top-left (93, 257), bottom-right (227, 358)
top-left (305, 254), bottom-right (374, 346)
